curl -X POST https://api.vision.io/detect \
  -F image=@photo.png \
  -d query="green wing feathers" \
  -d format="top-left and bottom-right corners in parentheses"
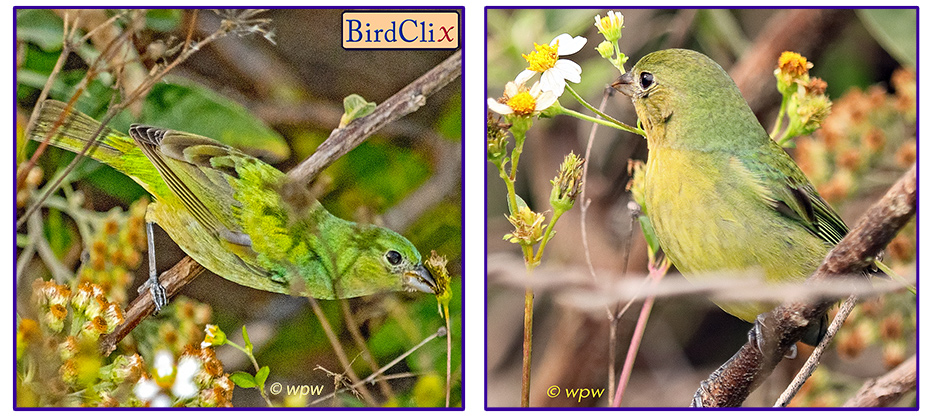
top-left (742, 140), bottom-right (850, 247)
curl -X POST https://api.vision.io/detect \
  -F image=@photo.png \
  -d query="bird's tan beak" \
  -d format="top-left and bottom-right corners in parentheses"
top-left (404, 264), bottom-right (437, 294)
top-left (611, 72), bottom-right (637, 98)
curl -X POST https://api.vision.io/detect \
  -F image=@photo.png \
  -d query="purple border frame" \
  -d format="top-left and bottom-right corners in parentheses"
top-left (483, 5), bottom-right (920, 411)
top-left (13, 5), bottom-right (466, 411)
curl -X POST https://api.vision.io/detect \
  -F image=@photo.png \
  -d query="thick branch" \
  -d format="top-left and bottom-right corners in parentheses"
top-left (285, 50), bottom-right (462, 185)
top-left (692, 164), bottom-right (916, 407)
top-left (842, 355), bottom-right (917, 407)
top-left (98, 255), bottom-right (205, 355)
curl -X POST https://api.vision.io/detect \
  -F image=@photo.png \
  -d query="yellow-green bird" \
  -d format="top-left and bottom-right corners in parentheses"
top-left (27, 100), bottom-right (436, 310)
top-left (612, 49), bottom-right (853, 345)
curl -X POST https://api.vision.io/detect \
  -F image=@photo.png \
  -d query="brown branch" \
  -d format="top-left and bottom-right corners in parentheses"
top-left (842, 355), bottom-right (917, 407)
top-left (692, 164), bottom-right (916, 407)
top-left (285, 50), bottom-right (462, 186)
top-left (98, 255), bottom-right (205, 355)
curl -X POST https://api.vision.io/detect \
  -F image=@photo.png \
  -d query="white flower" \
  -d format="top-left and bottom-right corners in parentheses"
top-left (153, 350), bottom-right (175, 379)
top-left (487, 81), bottom-right (557, 116)
top-left (172, 356), bottom-right (202, 399)
top-left (594, 11), bottom-right (625, 42)
top-left (134, 376), bottom-right (171, 407)
top-left (515, 33), bottom-right (587, 95)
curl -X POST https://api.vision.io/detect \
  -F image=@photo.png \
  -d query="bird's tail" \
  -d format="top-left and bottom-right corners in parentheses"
top-left (26, 100), bottom-right (143, 173)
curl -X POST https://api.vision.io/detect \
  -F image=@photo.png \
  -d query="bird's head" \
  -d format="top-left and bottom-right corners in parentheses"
top-left (612, 48), bottom-right (766, 150)
top-left (336, 224), bottom-right (436, 298)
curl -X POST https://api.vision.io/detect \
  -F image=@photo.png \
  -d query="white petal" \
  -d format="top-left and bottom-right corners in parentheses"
top-left (552, 34), bottom-right (587, 55)
top-left (176, 356), bottom-right (201, 379)
top-left (553, 60), bottom-right (582, 84)
top-left (487, 98), bottom-right (514, 115)
top-left (514, 69), bottom-right (536, 85)
top-left (540, 69), bottom-right (566, 95)
top-left (151, 394), bottom-right (172, 408)
top-left (153, 350), bottom-right (174, 379)
top-left (134, 378), bottom-right (161, 401)
top-left (504, 81), bottom-right (520, 97)
top-left (172, 379), bottom-right (199, 400)
top-left (535, 91), bottom-right (558, 111)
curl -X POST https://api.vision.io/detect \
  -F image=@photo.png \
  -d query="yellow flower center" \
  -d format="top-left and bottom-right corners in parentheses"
top-left (506, 91), bottom-right (538, 116)
top-left (778, 51), bottom-right (810, 76)
top-left (523, 41), bottom-right (559, 72)
top-left (598, 15), bottom-right (616, 31)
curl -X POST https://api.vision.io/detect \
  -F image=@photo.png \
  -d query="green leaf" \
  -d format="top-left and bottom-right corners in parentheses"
top-left (515, 194), bottom-right (530, 212)
top-left (857, 9), bottom-right (917, 67)
top-left (638, 215), bottom-right (661, 255)
top-left (15, 9), bottom-right (66, 51)
top-left (255, 366), bottom-right (270, 387)
top-left (229, 371), bottom-right (257, 388)
top-left (145, 9), bottom-right (182, 32)
top-left (242, 325), bottom-right (253, 352)
top-left (339, 94), bottom-right (377, 128)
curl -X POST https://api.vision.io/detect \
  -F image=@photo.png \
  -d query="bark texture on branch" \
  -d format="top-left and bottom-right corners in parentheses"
top-left (842, 355), bottom-right (916, 407)
top-left (285, 50), bottom-right (462, 186)
top-left (692, 164), bottom-right (916, 407)
top-left (98, 256), bottom-right (205, 355)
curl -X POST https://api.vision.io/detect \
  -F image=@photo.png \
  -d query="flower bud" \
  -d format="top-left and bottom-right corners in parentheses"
top-left (550, 152), bottom-right (584, 214)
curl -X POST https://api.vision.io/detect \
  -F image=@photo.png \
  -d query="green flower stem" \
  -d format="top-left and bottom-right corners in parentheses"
top-left (874, 259), bottom-right (916, 295)
top-left (498, 161), bottom-right (519, 216)
top-left (563, 86), bottom-right (645, 136)
top-left (776, 127), bottom-right (795, 147)
top-left (226, 340), bottom-right (273, 406)
top-left (770, 94), bottom-right (789, 140)
top-left (506, 128), bottom-right (528, 215)
top-left (532, 210), bottom-right (565, 266)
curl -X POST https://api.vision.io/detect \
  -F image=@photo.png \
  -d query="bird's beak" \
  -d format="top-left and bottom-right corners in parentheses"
top-left (611, 72), bottom-right (637, 98)
top-left (404, 264), bottom-right (437, 294)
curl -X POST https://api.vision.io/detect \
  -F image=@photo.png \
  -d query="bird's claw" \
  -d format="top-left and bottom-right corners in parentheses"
top-left (752, 315), bottom-right (796, 359)
top-left (138, 276), bottom-right (167, 314)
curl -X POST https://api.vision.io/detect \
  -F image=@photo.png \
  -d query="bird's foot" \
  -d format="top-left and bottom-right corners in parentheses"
top-left (138, 276), bottom-right (167, 314)
top-left (752, 316), bottom-right (797, 359)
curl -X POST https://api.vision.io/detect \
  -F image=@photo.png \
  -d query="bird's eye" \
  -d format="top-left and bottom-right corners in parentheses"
top-left (385, 250), bottom-right (403, 266)
top-left (640, 72), bottom-right (655, 89)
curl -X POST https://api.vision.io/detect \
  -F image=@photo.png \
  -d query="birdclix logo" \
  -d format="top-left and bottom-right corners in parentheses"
top-left (342, 11), bottom-right (460, 50)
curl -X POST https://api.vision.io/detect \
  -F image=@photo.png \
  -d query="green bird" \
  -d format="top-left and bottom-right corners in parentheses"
top-left (612, 49), bottom-right (855, 345)
top-left (27, 100), bottom-right (436, 309)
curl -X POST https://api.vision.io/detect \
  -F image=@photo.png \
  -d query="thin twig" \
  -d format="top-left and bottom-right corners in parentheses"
top-left (520, 286), bottom-right (534, 407)
top-left (612, 259), bottom-right (669, 406)
top-left (285, 50), bottom-right (462, 185)
top-left (774, 294), bottom-right (857, 406)
top-left (308, 327), bottom-right (446, 406)
top-left (339, 299), bottom-right (395, 400)
top-left (308, 298), bottom-right (376, 405)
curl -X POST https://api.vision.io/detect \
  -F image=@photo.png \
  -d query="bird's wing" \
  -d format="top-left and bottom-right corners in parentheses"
top-left (737, 140), bottom-right (849, 246)
top-left (129, 125), bottom-right (275, 274)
